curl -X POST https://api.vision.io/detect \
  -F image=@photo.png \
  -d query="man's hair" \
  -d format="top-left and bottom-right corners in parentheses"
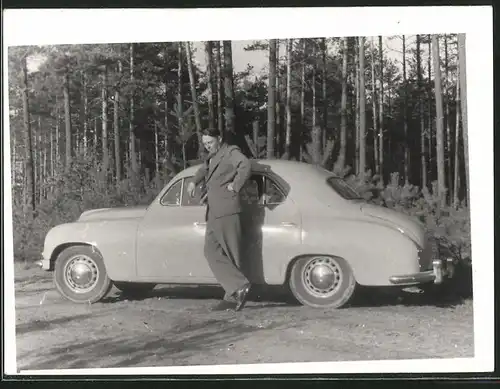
top-left (202, 128), bottom-right (221, 138)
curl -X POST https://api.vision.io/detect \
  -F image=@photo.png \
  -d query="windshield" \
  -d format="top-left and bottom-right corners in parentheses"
top-left (326, 177), bottom-right (363, 200)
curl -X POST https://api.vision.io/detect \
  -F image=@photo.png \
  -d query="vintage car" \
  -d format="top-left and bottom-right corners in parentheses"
top-left (36, 159), bottom-right (454, 308)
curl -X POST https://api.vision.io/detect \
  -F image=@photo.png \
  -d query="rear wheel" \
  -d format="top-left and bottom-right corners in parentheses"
top-left (289, 255), bottom-right (356, 308)
top-left (54, 245), bottom-right (113, 304)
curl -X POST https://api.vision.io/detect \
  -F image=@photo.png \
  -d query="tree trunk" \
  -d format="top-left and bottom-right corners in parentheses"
top-left (275, 40), bottom-right (281, 156)
top-left (453, 58), bottom-right (461, 208)
top-left (55, 96), bottom-right (60, 167)
top-left (101, 65), bottom-right (109, 174)
top-left (322, 38), bottom-right (328, 153)
top-left (22, 55), bottom-right (36, 216)
top-left (93, 118), bottom-right (98, 156)
top-left (204, 41), bottom-right (216, 130)
top-left (154, 122), bottom-right (159, 176)
top-left (114, 61), bottom-right (122, 183)
top-left (432, 35), bottom-right (447, 207)
top-left (427, 35), bottom-right (433, 182)
top-left (41, 117), bottom-right (47, 200)
top-left (354, 38), bottom-right (360, 173)
top-left (300, 39), bottom-right (306, 161)
top-left (31, 121), bottom-right (37, 203)
top-left (359, 37), bottom-right (366, 177)
top-left (370, 37), bottom-right (378, 174)
top-left (39, 121), bottom-right (43, 201)
top-left (33, 117), bottom-right (39, 203)
top-left (267, 39), bottom-right (277, 159)
top-left (337, 37), bottom-right (348, 171)
top-left (177, 42), bottom-right (185, 168)
top-left (163, 46), bottom-right (171, 163)
top-left (63, 68), bottom-right (72, 173)
top-left (253, 120), bottom-right (259, 158)
top-left (50, 115), bottom-right (54, 178)
top-left (444, 35), bottom-right (453, 202)
top-left (11, 127), bottom-right (16, 189)
top-left (215, 41), bottom-right (224, 135)
top-left (38, 117), bottom-right (44, 202)
top-left (185, 41), bottom-right (203, 155)
top-left (311, 40), bottom-right (321, 165)
top-left (416, 35), bottom-right (427, 190)
top-left (378, 36), bottom-right (384, 182)
top-left (82, 72), bottom-right (88, 157)
top-left (222, 41), bottom-right (236, 143)
top-left (402, 35), bottom-right (409, 185)
top-left (129, 43), bottom-right (138, 175)
top-left (458, 34), bottom-right (469, 205)
top-left (284, 39), bottom-right (293, 158)
top-left (177, 41), bottom-right (184, 129)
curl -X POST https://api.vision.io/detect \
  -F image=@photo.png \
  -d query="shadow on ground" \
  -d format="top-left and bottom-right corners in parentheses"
top-left (101, 263), bottom-right (473, 309)
top-left (16, 312), bottom-right (99, 336)
top-left (351, 262), bottom-right (473, 309)
top-left (101, 284), bottom-right (300, 307)
top-left (21, 316), bottom-right (296, 370)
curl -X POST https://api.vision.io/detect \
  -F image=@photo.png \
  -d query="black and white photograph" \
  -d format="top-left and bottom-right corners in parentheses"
top-left (3, 7), bottom-right (493, 376)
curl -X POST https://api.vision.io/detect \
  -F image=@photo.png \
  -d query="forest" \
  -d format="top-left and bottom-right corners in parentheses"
top-left (8, 34), bottom-right (471, 266)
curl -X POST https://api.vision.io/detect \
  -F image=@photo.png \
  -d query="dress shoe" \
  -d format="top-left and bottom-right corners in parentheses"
top-left (233, 283), bottom-right (251, 311)
top-left (210, 300), bottom-right (236, 312)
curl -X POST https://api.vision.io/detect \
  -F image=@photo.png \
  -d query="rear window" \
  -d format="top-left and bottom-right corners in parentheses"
top-left (326, 177), bottom-right (363, 200)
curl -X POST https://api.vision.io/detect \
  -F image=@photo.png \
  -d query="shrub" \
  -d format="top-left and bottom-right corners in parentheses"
top-left (11, 156), bottom-right (174, 263)
top-left (346, 171), bottom-right (471, 265)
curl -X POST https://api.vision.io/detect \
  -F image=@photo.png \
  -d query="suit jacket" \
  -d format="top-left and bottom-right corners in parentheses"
top-left (193, 143), bottom-right (252, 220)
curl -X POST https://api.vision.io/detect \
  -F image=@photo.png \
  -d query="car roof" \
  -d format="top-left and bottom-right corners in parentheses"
top-left (160, 159), bottom-right (348, 207)
top-left (176, 159), bottom-right (340, 182)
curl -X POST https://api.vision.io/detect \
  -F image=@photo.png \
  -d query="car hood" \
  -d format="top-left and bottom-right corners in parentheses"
top-left (359, 203), bottom-right (425, 246)
top-left (78, 206), bottom-right (148, 222)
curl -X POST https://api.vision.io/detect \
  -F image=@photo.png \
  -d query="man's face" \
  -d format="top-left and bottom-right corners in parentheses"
top-left (202, 135), bottom-right (221, 155)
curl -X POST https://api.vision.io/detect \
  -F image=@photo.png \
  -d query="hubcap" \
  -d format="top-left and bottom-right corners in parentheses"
top-left (303, 256), bottom-right (342, 298)
top-left (64, 255), bottom-right (99, 293)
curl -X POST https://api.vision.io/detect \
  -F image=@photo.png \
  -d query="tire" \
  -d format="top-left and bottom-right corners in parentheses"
top-left (288, 255), bottom-right (357, 308)
top-left (54, 245), bottom-right (113, 304)
top-left (114, 282), bottom-right (156, 297)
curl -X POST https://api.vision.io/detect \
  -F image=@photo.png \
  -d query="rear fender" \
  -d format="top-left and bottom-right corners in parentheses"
top-left (278, 221), bottom-right (420, 286)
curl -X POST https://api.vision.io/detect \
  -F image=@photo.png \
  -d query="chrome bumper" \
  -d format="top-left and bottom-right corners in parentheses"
top-left (35, 258), bottom-right (51, 270)
top-left (389, 258), bottom-right (455, 285)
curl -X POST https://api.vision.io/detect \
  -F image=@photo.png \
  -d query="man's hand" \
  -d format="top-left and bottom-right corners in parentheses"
top-left (227, 182), bottom-right (235, 192)
top-left (187, 182), bottom-right (196, 197)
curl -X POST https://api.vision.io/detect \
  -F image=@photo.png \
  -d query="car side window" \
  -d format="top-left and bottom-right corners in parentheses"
top-left (264, 176), bottom-right (285, 204)
top-left (160, 179), bottom-right (183, 206)
top-left (182, 176), bottom-right (205, 206)
top-left (241, 174), bottom-right (264, 206)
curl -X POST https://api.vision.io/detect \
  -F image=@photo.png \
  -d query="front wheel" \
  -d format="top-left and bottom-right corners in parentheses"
top-left (54, 245), bottom-right (113, 303)
top-left (288, 255), bottom-right (357, 308)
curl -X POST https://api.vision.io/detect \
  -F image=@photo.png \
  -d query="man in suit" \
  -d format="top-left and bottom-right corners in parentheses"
top-left (187, 128), bottom-right (252, 311)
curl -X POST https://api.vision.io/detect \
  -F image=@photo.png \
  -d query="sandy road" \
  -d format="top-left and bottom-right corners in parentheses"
top-left (13, 266), bottom-right (474, 372)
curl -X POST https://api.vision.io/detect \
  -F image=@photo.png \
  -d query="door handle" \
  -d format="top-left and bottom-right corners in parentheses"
top-left (194, 222), bottom-right (206, 227)
top-left (280, 222), bottom-right (297, 228)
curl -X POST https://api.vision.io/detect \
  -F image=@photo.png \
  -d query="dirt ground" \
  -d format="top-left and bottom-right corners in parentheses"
top-left (13, 265), bottom-right (474, 372)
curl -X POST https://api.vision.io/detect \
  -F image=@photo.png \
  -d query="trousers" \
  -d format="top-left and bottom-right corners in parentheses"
top-left (204, 211), bottom-right (249, 299)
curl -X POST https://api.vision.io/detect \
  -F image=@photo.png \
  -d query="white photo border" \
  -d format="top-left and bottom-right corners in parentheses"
top-left (2, 6), bottom-right (494, 376)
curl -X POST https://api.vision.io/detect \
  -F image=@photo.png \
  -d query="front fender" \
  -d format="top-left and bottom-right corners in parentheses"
top-left (292, 218), bottom-right (420, 286)
top-left (42, 220), bottom-right (138, 281)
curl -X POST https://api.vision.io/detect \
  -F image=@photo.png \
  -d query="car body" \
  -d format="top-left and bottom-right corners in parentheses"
top-left (36, 159), bottom-right (454, 308)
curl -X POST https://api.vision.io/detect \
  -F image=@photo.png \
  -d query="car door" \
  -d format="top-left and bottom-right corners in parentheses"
top-left (257, 173), bottom-right (302, 284)
top-left (135, 176), bottom-right (216, 283)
